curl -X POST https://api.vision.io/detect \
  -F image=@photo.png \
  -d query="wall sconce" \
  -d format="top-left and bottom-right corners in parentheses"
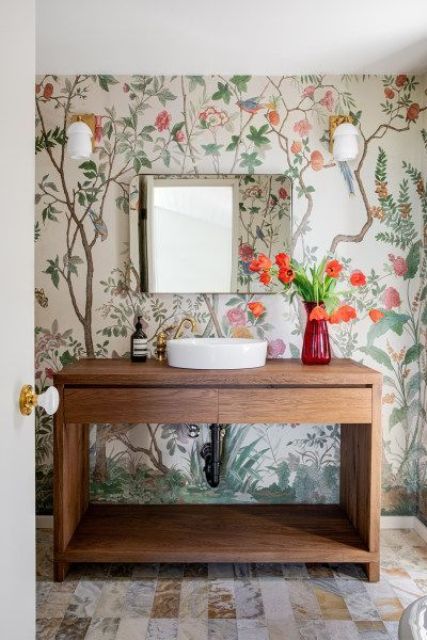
top-left (329, 115), bottom-right (359, 162)
top-left (67, 114), bottom-right (96, 160)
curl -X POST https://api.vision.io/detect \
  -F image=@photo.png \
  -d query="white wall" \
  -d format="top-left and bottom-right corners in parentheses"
top-left (0, 0), bottom-right (35, 637)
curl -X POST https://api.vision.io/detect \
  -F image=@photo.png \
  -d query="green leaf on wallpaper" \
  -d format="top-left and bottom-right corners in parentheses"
top-left (202, 143), bottom-right (223, 156)
top-left (212, 82), bottom-right (231, 104)
top-left (421, 305), bottom-right (427, 325)
top-left (389, 406), bottom-right (407, 429)
top-left (366, 311), bottom-right (410, 346)
top-left (230, 75), bottom-right (251, 92)
top-left (407, 372), bottom-right (422, 401)
top-left (289, 343), bottom-right (300, 358)
top-left (158, 88), bottom-right (177, 106)
top-left (247, 124), bottom-right (270, 148)
top-left (79, 160), bottom-right (97, 179)
top-left (359, 346), bottom-right (393, 370)
top-left (171, 122), bottom-right (185, 137)
top-left (186, 76), bottom-right (205, 91)
top-left (59, 350), bottom-right (74, 367)
top-left (161, 148), bottom-right (171, 167)
top-left (404, 240), bottom-right (422, 279)
top-left (239, 151), bottom-right (262, 174)
top-left (97, 75), bottom-right (119, 92)
top-left (403, 343), bottom-right (422, 365)
top-left (43, 257), bottom-right (60, 289)
top-left (225, 297), bottom-right (244, 306)
top-left (226, 135), bottom-right (240, 151)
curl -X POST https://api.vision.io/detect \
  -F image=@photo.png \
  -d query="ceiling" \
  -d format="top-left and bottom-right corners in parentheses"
top-left (36, 0), bottom-right (427, 75)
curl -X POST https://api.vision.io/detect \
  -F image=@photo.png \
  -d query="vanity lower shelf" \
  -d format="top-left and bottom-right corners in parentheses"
top-left (60, 503), bottom-right (374, 565)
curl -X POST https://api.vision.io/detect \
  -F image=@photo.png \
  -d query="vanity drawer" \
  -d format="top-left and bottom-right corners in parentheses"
top-left (63, 388), bottom-right (219, 423)
top-left (218, 387), bottom-right (372, 424)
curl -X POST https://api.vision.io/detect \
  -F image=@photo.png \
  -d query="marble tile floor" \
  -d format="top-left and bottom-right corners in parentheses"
top-left (36, 528), bottom-right (427, 640)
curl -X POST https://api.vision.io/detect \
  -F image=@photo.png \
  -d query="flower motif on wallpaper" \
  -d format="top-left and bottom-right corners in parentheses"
top-left (155, 110), bottom-right (171, 131)
top-left (199, 106), bottom-right (229, 128)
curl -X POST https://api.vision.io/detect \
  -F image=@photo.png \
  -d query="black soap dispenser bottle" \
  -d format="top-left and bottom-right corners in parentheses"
top-left (131, 316), bottom-right (148, 362)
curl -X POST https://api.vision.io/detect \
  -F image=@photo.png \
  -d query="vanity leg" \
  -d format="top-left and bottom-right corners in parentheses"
top-left (54, 387), bottom-right (89, 582)
top-left (364, 561), bottom-right (380, 582)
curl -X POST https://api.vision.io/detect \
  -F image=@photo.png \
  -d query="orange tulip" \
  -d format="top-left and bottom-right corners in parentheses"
top-left (249, 253), bottom-right (272, 273)
top-left (275, 252), bottom-right (291, 269)
top-left (309, 305), bottom-right (329, 321)
top-left (278, 268), bottom-right (295, 284)
top-left (349, 270), bottom-right (367, 287)
top-left (369, 309), bottom-right (384, 323)
top-left (248, 302), bottom-right (266, 318)
top-left (325, 259), bottom-right (343, 278)
top-left (331, 305), bottom-right (357, 323)
top-left (259, 271), bottom-right (271, 286)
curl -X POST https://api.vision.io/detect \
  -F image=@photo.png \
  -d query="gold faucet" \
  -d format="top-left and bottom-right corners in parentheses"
top-left (155, 317), bottom-right (196, 361)
top-left (173, 317), bottom-right (196, 339)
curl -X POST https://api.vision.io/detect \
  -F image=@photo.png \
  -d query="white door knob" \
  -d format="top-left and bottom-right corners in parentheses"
top-left (19, 384), bottom-right (59, 416)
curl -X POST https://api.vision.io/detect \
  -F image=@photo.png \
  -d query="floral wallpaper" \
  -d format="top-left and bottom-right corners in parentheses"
top-left (35, 74), bottom-right (427, 520)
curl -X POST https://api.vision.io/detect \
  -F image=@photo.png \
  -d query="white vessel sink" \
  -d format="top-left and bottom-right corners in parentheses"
top-left (167, 338), bottom-right (267, 370)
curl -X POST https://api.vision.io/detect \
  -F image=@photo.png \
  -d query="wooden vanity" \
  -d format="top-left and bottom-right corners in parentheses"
top-left (53, 358), bottom-right (382, 581)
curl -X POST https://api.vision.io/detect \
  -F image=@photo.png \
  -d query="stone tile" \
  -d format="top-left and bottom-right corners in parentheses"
top-left (258, 577), bottom-right (293, 622)
top-left (85, 617), bottom-right (121, 639)
top-left (288, 579), bottom-right (322, 622)
top-left (233, 564), bottom-right (252, 580)
top-left (208, 579), bottom-right (236, 619)
top-left (383, 621), bottom-right (399, 640)
top-left (325, 621), bottom-right (360, 640)
top-left (179, 578), bottom-right (208, 619)
top-left (266, 618), bottom-right (300, 640)
top-left (298, 619), bottom-right (332, 640)
top-left (375, 597), bottom-right (404, 621)
top-left (37, 590), bottom-right (73, 618)
top-left (234, 577), bottom-right (265, 620)
top-left (177, 618), bottom-right (208, 640)
top-left (387, 576), bottom-right (423, 608)
top-left (55, 613), bottom-right (91, 639)
top-left (66, 580), bottom-right (104, 618)
top-left (236, 618), bottom-right (268, 640)
top-left (124, 580), bottom-right (157, 618)
top-left (207, 618), bottom-right (238, 639)
top-left (151, 579), bottom-right (182, 618)
top-left (313, 585), bottom-right (351, 620)
top-left (146, 617), bottom-right (178, 640)
top-left (355, 620), bottom-right (390, 639)
top-left (94, 581), bottom-right (129, 618)
top-left (115, 617), bottom-right (149, 640)
top-left (36, 617), bottom-right (63, 640)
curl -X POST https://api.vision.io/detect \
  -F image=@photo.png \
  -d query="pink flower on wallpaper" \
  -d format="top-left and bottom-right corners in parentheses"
top-left (388, 254), bottom-right (408, 277)
top-left (123, 83), bottom-right (130, 93)
top-left (267, 338), bottom-right (286, 358)
top-left (226, 307), bottom-right (247, 327)
top-left (383, 287), bottom-right (401, 309)
top-left (199, 106), bottom-right (229, 127)
top-left (279, 187), bottom-right (289, 199)
top-left (155, 110), bottom-right (171, 132)
top-left (293, 119), bottom-right (312, 137)
top-left (303, 85), bottom-right (316, 98)
top-left (174, 129), bottom-right (185, 143)
top-left (239, 243), bottom-right (254, 262)
top-left (319, 90), bottom-right (334, 112)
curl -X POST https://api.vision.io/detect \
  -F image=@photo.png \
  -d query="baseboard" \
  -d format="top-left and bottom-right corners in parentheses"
top-left (36, 515), bottom-right (53, 529)
top-left (36, 513), bottom-right (427, 534)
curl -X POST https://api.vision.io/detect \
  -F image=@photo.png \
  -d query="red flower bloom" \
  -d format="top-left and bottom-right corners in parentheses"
top-left (249, 253), bottom-right (272, 272)
top-left (248, 301), bottom-right (266, 318)
top-left (383, 287), bottom-right (401, 309)
top-left (369, 309), bottom-right (384, 323)
top-left (406, 103), bottom-right (420, 123)
top-left (278, 187), bottom-right (288, 199)
top-left (259, 271), bottom-right (272, 286)
top-left (155, 110), bottom-right (171, 132)
top-left (290, 140), bottom-right (302, 154)
top-left (309, 305), bottom-right (329, 321)
top-left (329, 305), bottom-right (357, 323)
top-left (303, 85), bottom-right (316, 98)
top-left (175, 129), bottom-right (185, 143)
top-left (239, 243), bottom-right (254, 262)
top-left (395, 74), bottom-right (408, 87)
top-left (388, 254), bottom-right (408, 277)
top-left (278, 268), bottom-right (295, 284)
top-left (310, 150), bottom-right (324, 172)
top-left (43, 83), bottom-right (53, 100)
top-left (384, 87), bottom-right (395, 99)
top-left (275, 252), bottom-right (291, 269)
top-left (325, 259), bottom-right (343, 278)
top-left (349, 270), bottom-right (367, 287)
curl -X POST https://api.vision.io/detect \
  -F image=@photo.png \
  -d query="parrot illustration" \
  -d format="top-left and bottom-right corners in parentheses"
top-left (89, 209), bottom-right (108, 241)
top-left (236, 98), bottom-right (265, 114)
top-left (338, 161), bottom-right (355, 196)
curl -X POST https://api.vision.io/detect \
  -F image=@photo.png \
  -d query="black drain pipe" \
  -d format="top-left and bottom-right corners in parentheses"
top-left (200, 424), bottom-right (223, 488)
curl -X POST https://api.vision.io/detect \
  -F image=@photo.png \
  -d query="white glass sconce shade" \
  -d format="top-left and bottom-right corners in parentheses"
top-left (38, 386), bottom-right (60, 415)
top-left (332, 123), bottom-right (359, 161)
top-left (67, 121), bottom-right (93, 160)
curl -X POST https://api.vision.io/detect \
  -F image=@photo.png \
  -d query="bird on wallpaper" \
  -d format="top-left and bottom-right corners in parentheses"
top-left (255, 225), bottom-right (268, 247)
top-left (338, 160), bottom-right (356, 196)
top-left (236, 97), bottom-right (265, 114)
top-left (89, 209), bottom-right (108, 241)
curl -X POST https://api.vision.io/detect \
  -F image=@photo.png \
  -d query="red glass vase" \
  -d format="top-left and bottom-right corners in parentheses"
top-left (301, 302), bottom-right (331, 365)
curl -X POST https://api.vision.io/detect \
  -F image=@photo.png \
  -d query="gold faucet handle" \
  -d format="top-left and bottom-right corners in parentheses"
top-left (155, 331), bottom-right (167, 361)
